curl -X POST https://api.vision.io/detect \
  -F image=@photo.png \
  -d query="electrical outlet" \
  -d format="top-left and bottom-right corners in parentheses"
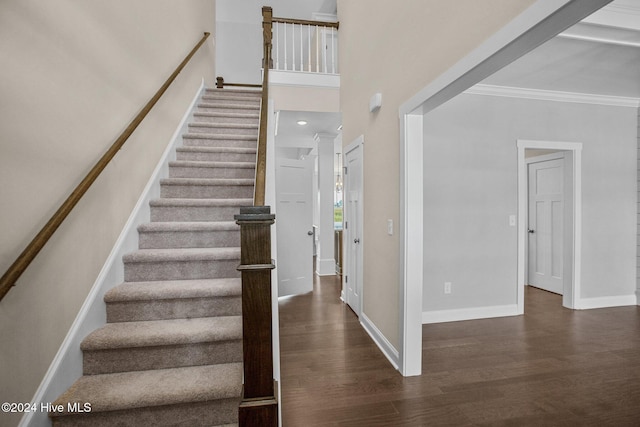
top-left (444, 282), bottom-right (452, 294)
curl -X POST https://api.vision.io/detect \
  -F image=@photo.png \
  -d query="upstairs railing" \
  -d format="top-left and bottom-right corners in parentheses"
top-left (272, 16), bottom-right (339, 74)
top-left (0, 32), bottom-right (211, 302)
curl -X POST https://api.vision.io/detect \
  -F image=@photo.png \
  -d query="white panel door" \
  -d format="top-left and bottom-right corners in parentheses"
top-left (276, 157), bottom-right (314, 297)
top-left (528, 158), bottom-right (564, 294)
top-left (344, 141), bottom-right (363, 316)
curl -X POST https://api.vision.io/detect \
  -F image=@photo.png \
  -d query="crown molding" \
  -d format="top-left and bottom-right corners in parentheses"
top-left (559, 22), bottom-right (640, 47)
top-left (464, 84), bottom-right (640, 107)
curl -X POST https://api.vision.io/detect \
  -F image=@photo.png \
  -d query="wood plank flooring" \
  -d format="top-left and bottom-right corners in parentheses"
top-left (279, 274), bottom-right (640, 426)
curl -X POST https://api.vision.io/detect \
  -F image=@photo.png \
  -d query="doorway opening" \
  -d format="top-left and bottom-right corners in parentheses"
top-left (517, 140), bottom-right (582, 312)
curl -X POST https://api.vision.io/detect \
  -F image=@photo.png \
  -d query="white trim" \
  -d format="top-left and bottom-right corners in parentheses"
top-left (517, 140), bottom-right (582, 312)
top-left (466, 84), bottom-right (640, 108)
top-left (269, 69), bottom-right (340, 88)
top-left (360, 312), bottom-right (400, 370)
top-left (342, 135), bottom-right (364, 317)
top-left (422, 304), bottom-right (519, 324)
top-left (399, 0), bottom-right (611, 116)
top-left (19, 82), bottom-right (205, 427)
top-left (399, 113), bottom-right (423, 377)
top-left (576, 294), bottom-right (638, 309)
top-left (316, 257), bottom-right (336, 276)
top-left (398, 0), bottom-right (610, 378)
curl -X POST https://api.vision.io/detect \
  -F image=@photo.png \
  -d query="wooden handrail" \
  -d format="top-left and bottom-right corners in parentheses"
top-left (215, 77), bottom-right (262, 89)
top-left (253, 7), bottom-right (272, 207)
top-left (0, 32), bottom-right (211, 302)
top-left (273, 16), bottom-right (339, 29)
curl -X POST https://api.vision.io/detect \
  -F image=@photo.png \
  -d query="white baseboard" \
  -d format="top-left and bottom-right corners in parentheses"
top-left (422, 304), bottom-right (519, 324)
top-left (315, 257), bottom-right (336, 276)
top-left (20, 82), bottom-right (205, 427)
top-left (360, 312), bottom-right (400, 370)
top-left (575, 294), bottom-right (638, 309)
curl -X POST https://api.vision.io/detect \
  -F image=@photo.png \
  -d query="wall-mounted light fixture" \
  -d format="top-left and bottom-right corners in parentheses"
top-left (297, 120), bottom-right (308, 126)
top-left (369, 92), bottom-right (382, 112)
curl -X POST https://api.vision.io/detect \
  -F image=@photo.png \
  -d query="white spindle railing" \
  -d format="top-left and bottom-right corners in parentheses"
top-left (271, 18), bottom-right (339, 74)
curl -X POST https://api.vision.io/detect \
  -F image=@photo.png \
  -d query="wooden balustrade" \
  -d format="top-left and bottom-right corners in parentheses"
top-left (272, 15), bottom-right (339, 74)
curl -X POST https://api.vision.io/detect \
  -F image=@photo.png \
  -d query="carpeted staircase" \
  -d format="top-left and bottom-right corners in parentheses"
top-left (49, 88), bottom-right (261, 427)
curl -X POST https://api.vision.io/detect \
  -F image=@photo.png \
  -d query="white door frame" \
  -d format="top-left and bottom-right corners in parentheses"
top-left (518, 140), bottom-right (582, 311)
top-left (397, 0), bottom-right (610, 376)
top-left (342, 135), bottom-right (364, 316)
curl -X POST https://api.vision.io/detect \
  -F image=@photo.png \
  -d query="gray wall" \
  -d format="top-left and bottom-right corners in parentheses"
top-left (423, 93), bottom-right (638, 312)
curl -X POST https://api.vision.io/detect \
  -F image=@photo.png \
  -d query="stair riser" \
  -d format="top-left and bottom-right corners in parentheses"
top-left (201, 96), bottom-right (261, 106)
top-left (197, 105), bottom-right (259, 115)
top-left (124, 259), bottom-right (240, 281)
top-left (192, 114), bottom-right (259, 124)
top-left (183, 137), bottom-right (257, 149)
top-left (161, 184), bottom-right (254, 199)
top-left (176, 150), bottom-right (256, 163)
top-left (50, 398), bottom-right (239, 427)
top-left (106, 296), bottom-right (241, 322)
top-left (170, 166), bottom-right (255, 180)
top-left (188, 124), bottom-right (258, 136)
top-left (139, 230), bottom-right (240, 249)
top-left (83, 341), bottom-right (242, 375)
top-left (150, 205), bottom-right (244, 222)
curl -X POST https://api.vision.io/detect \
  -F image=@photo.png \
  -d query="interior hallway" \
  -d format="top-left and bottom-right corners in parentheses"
top-left (279, 274), bottom-right (640, 426)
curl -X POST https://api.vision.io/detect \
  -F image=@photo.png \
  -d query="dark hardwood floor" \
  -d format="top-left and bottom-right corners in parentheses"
top-left (279, 274), bottom-right (640, 426)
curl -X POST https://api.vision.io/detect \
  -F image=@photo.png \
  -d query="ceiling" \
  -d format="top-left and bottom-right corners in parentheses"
top-left (482, 0), bottom-right (640, 98)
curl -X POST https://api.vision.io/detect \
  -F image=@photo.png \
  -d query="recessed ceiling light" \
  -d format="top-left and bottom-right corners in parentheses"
top-left (297, 120), bottom-right (308, 126)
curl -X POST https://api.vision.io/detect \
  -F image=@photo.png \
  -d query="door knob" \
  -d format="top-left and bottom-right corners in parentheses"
top-left (528, 229), bottom-right (535, 234)
top-left (307, 230), bottom-right (314, 236)
top-left (354, 238), bottom-right (360, 244)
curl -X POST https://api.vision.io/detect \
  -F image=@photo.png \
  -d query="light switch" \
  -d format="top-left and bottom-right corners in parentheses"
top-left (387, 219), bottom-right (393, 235)
top-left (509, 215), bottom-right (516, 227)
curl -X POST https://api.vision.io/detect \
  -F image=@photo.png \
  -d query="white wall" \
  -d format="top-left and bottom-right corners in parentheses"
top-left (423, 93), bottom-right (638, 314)
top-left (0, 2), bottom-right (215, 425)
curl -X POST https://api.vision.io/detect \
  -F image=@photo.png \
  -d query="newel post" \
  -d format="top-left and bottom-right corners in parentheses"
top-left (235, 206), bottom-right (278, 426)
top-left (262, 6), bottom-right (274, 69)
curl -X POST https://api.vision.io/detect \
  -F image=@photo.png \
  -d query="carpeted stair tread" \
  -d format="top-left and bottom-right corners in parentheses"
top-left (197, 102), bottom-right (260, 111)
top-left (50, 86), bottom-right (258, 425)
top-left (188, 122), bottom-right (258, 129)
top-left (188, 122), bottom-right (258, 133)
top-left (138, 221), bottom-right (239, 233)
top-left (150, 198), bottom-right (252, 207)
top-left (105, 278), bottom-right (241, 303)
top-left (204, 88), bottom-right (262, 97)
top-left (176, 146), bottom-right (256, 155)
top-left (183, 132), bottom-right (258, 141)
top-left (123, 247), bottom-right (240, 263)
top-left (81, 316), bottom-right (241, 350)
top-left (201, 95), bottom-right (261, 103)
top-left (193, 111), bottom-right (259, 120)
top-left (169, 160), bottom-right (255, 169)
top-left (51, 363), bottom-right (242, 414)
top-left (137, 221), bottom-right (240, 249)
top-left (161, 177), bottom-right (254, 186)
